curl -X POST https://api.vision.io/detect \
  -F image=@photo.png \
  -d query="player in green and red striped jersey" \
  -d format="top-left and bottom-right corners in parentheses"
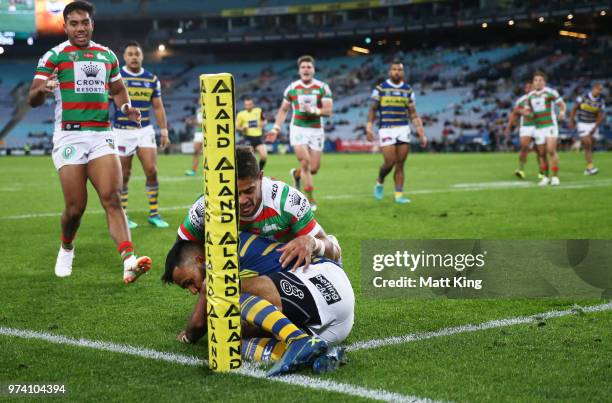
top-left (522, 71), bottom-right (566, 186)
top-left (27, 1), bottom-right (151, 284)
top-left (267, 55), bottom-right (333, 211)
top-left (177, 147), bottom-right (341, 271)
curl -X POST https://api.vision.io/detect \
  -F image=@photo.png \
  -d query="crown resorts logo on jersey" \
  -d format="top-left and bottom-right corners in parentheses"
top-left (74, 61), bottom-right (106, 93)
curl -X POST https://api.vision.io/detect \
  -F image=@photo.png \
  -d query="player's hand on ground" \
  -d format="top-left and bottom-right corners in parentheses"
top-left (45, 68), bottom-right (58, 94)
top-left (277, 235), bottom-right (314, 271)
top-left (126, 107), bottom-right (142, 127)
top-left (176, 330), bottom-right (191, 344)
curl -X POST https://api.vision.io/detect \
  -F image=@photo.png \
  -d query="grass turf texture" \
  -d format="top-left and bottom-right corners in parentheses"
top-left (0, 151), bottom-right (610, 401)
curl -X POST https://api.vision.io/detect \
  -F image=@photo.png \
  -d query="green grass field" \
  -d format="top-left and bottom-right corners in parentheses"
top-left (1, 151), bottom-right (611, 402)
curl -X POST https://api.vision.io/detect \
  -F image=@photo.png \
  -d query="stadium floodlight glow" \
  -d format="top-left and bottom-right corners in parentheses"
top-left (601, 10), bottom-right (607, 16)
top-left (351, 45), bottom-right (370, 54)
top-left (567, 14), bottom-right (573, 20)
top-left (481, 22), bottom-right (488, 28)
top-left (177, 27), bottom-right (183, 34)
top-left (508, 20), bottom-right (514, 26)
top-left (365, 37), bottom-right (372, 44)
top-left (27, 37), bottom-right (34, 45)
top-left (0, 46), bottom-right (4, 55)
top-left (158, 44), bottom-right (166, 52)
top-left (559, 29), bottom-right (587, 39)
top-left (538, 16), bottom-right (545, 22)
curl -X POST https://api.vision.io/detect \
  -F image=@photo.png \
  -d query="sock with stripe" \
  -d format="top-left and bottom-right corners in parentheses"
top-left (61, 233), bottom-right (75, 250)
top-left (120, 186), bottom-right (129, 211)
top-left (146, 183), bottom-right (159, 218)
top-left (240, 293), bottom-right (307, 344)
top-left (540, 163), bottom-right (549, 176)
top-left (118, 241), bottom-right (135, 263)
top-left (394, 187), bottom-right (403, 199)
top-left (551, 165), bottom-right (559, 176)
top-left (242, 337), bottom-right (286, 363)
top-left (587, 163), bottom-right (593, 170)
top-left (304, 185), bottom-right (314, 202)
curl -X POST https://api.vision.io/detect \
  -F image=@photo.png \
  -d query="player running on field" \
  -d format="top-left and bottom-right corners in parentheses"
top-left (366, 60), bottom-right (427, 203)
top-left (568, 82), bottom-right (606, 175)
top-left (267, 55), bottom-right (333, 211)
top-left (27, 0), bottom-right (151, 283)
top-left (522, 71), bottom-right (566, 186)
top-left (504, 81), bottom-right (545, 179)
top-left (163, 233), bottom-right (354, 376)
top-left (236, 95), bottom-right (267, 170)
top-left (113, 40), bottom-right (170, 229)
top-left (185, 106), bottom-right (203, 176)
top-left (177, 146), bottom-right (341, 269)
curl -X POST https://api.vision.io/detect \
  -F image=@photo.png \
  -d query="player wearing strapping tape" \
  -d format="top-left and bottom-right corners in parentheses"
top-left (113, 40), bottom-right (170, 229)
top-left (267, 55), bottom-right (333, 211)
top-left (568, 83), bottom-right (606, 176)
top-left (27, 1), bottom-right (151, 284)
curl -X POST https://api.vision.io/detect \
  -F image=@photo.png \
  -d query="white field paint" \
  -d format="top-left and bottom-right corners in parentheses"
top-left (1, 179), bottom-right (611, 220)
top-left (0, 327), bottom-right (432, 403)
top-left (346, 302), bottom-right (612, 352)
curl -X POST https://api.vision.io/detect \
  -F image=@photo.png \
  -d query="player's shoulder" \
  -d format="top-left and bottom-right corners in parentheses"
top-left (288, 79), bottom-right (302, 89)
top-left (89, 41), bottom-right (115, 55)
top-left (140, 67), bottom-right (157, 79)
top-left (261, 176), bottom-right (288, 210)
top-left (46, 40), bottom-right (71, 55)
top-left (312, 77), bottom-right (329, 87)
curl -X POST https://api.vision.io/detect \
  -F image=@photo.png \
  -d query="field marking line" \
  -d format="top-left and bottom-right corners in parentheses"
top-left (346, 302), bottom-right (612, 352)
top-left (0, 327), bottom-right (432, 403)
top-left (2, 179), bottom-right (611, 220)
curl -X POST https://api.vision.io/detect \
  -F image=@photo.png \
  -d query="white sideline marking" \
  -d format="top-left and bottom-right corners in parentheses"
top-left (346, 302), bottom-right (612, 352)
top-left (2, 178), bottom-right (611, 220)
top-left (0, 327), bottom-right (431, 403)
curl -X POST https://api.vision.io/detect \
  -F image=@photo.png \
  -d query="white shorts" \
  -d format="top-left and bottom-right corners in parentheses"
top-left (289, 124), bottom-right (325, 151)
top-left (193, 130), bottom-right (203, 143)
top-left (378, 126), bottom-right (411, 147)
top-left (577, 122), bottom-right (599, 138)
top-left (114, 126), bottom-right (157, 156)
top-left (519, 126), bottom-right (535, 137)
top-left (292, 261), bottom-right (355, 345)
top-left (534, 126), bottom-right (558, 145)
top-left (52, 130), bottom-right (117, 171)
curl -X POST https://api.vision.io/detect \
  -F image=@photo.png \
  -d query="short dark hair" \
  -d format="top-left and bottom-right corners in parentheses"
top-left (390, 59), bottom-right (403, 66)
top-left (236, 146), bottom-right (259, 180)
top-left (297, 55), bottom-right (315, 67)
top-left (123, 41), bottom-right (142, 52)
top-left (162, 240), bottom-right (200, 284)
top-left (63, 1), bottom-right (95, 21)
top-left (533, 71), bottom-right (547, 81)
top-left (242, 95), bottom-right (253, 101)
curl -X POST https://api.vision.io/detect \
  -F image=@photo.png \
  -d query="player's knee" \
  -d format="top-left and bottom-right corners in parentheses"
top-left (65, 204), bottom-right (85, 221)
top-left (100, 190), bottom-right (123, 210)
top-left (144, 167), bottom-right (157, 180)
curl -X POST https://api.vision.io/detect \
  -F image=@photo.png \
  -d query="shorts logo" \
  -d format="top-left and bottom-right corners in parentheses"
top-left (280, 279), bottom-right (304, 299)
top-left (118, 145), bottom-right (126, 153)
top-left (309, 274), bottom-right (341, 305)
top-left (62, 145), bottom-right (76, 160)
top-left (106, 138), bottom-right (115, 149)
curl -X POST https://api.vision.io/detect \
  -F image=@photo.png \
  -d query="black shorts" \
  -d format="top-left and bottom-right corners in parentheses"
top-left (245, 136), bottom-right (264, 148)
top-left (267, 271), bottom-right (321, 330)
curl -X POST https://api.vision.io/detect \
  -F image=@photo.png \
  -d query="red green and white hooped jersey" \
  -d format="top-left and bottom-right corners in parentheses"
top-left (526, 87), bottom-right (563, 128)
top-left (177, 177), bottom-right (322, 243)
top-left (283, 79), bottom-right (332, 129)
top-left (514, 94), bottom-right (535, 127)
top-left (34, 40), bottom-right (121, 132)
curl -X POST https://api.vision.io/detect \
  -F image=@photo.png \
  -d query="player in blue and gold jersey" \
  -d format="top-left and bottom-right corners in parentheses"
top-left (569, 83), bottom-right (606, 175)
top-left (162, 232), bottom-right (354, 375)
top-left (113, 41), bottom-right (170, 229)
top-left (366, 60), bottom-right (427, 204)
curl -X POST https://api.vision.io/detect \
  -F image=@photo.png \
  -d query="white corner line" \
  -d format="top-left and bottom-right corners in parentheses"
top-left (346, 302), bottom-right (612, 352)
top-left (0, 327), bottom-right (433, 403)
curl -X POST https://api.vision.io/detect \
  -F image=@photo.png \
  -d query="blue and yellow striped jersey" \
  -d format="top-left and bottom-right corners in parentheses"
top-left (371, 79), bottom-right (415, 128)
top-left (238, 231), bottom-right (338, 278)
top-left (113, 66), bottom-right (161, 129)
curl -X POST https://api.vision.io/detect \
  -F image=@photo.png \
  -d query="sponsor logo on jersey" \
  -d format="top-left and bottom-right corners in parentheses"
top-left (74, 61), bottom-right (106, 93)
top-left (262, 223), bottom-right (279, 233)
top-left (271, 183), bottom-right (278, 200)
top-left (290, 193), bottom-right (301, 207)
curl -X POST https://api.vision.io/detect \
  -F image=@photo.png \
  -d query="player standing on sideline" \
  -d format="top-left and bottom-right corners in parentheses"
top-left (236, 96), bottom-right (267, 170)
top-left (28, 1), bottom-right (151, 283)
top-left (185, 106), bottom-right (202, 176)
top-left (267, 55), bottom-right (332, 211)
top-left (366, 60), bottom-right (427, 203)
top-left (523, 71), bottom-right (566, 186)
top-left (504, 81), bottom-right (545, 179)
top-left (113, 41), bottom-right (170, 229)
top-left (568, 83), bottom-right (606, 175)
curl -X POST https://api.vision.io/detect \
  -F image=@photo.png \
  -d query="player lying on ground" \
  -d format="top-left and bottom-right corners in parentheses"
top-left (178, 146), bottom-right (341, 270)
top-left (28, 0), bottom-right (151, 283)
top-left (163, 233), bottom-right (354, 376)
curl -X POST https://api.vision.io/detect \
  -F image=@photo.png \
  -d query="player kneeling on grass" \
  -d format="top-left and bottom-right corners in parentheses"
top-left (162, 233), bottom-right (354, 376)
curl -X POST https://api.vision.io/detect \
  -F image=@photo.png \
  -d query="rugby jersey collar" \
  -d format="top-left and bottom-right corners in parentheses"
top-left (299, 79), bottom-right (319, 88)
top-left (386, 79), bottom-right (405, 88)
top-left (121, 66), bottom-right (144, 76)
